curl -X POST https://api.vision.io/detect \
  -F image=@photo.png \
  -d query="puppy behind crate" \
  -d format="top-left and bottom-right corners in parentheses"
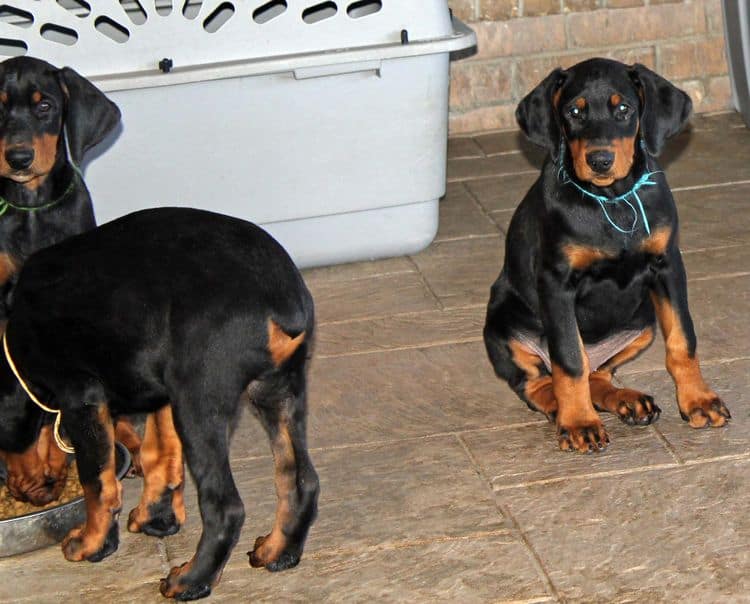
top-left (0, 208), bottom-right (319, 600)
top-left (483, 58), bottom-right (730, 453)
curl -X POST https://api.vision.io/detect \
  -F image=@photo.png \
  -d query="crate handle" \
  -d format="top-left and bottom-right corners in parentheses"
top-left (293, 60), bottom-right (382, 80)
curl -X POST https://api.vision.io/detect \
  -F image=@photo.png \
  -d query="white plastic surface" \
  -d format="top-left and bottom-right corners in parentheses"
top-left (722, 0), bottom-right (750, 127)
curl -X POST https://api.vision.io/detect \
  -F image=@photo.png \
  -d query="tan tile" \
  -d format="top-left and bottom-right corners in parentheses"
top-left (167, 437), bottom-right (509, 562)
top-left (302, 256), bottom-right (415, 285)
top-left (211, 534), bottom-right (551, 602)
top-left (677, 184), bottom-right (750, 250)
top-left (315, 305), bottom-right (485, 358)
top-left (466, 172), bottom-right (538, 213)
top-left (462, 418), bottom-right (676, 491)
top-left (628, 359), bottom-right (750, 462)
top-left (659, 121), bottom-right (750, 189)
top-left (309, 271), bottom-right (440, 324)
top-left (447, 136), bottom-right (484, 160)
top-left (307, 341), bottom-right (540, 448)
top-left (524, 0), bottom-right (562, 16)
top-left (410, 235), bottom-right (504, 308)
top-left (682, 244), bottom-right (750, 280)
top-left (503, 458), bottom-right (750, 601)
top-left (447, 0), bottom-right (476, 22)
top-left (448, 152), bottom-right (538, 184)
top-left (473, 129), bottom-right (541, 159)
top-left (479, 0), bottom-right (520, 20)
top-left (436, 182), bottom-right (499, 241)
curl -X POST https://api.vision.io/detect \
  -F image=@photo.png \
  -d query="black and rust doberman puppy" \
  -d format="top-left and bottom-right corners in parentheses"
top-left (483, 58), bottom-right (730, 453)
top-left (0, 207), bottom-right (319, 600)
top-left (0, 56), bottom-right (131, 503)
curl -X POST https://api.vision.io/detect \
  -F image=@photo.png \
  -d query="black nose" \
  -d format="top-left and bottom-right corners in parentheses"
top-left (586, 150), bottom-right (614, 174)
top-left (5, 147), bottom-right (34, 170)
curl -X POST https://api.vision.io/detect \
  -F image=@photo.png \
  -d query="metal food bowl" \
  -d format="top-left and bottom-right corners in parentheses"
top-left (0, 441), bottom-right (131, 557)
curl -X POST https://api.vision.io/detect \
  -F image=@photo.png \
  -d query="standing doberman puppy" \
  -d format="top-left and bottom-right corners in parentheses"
top-left (483, 58), bottom-right (730, 453)
top-left (0, 208), bottom-right (319, 600)
top-left (0, 56), bottom-right (131, 503)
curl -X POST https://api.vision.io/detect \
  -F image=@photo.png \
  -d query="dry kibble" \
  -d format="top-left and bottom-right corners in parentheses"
top-left (0, 462), bottom-right (83, 520)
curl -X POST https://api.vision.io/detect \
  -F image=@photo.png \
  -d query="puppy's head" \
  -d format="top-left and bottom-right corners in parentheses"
top-left (516, 58), bottom-right (692, 187)
top-left (0, 352), bottom-right (66, 506)
top-left (0, 56), bottom-right (120, 189)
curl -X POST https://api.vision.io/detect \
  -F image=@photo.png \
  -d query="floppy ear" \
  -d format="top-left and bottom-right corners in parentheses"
top-left (58, 67), bottom-right (121, 165)
top-left (628, 63), bottom-right (692, 156)
top-left (515, 67), bottom-right (568, 160)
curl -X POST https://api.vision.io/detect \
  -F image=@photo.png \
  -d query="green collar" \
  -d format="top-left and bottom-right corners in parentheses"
top-left (0, 164), bottom-right (82, 217)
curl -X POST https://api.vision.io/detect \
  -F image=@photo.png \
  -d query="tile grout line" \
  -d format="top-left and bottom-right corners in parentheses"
top-left (672, 178), bottom-right (750, 192)
top-left (447, 169), bottom-right (539, 184)
top-left (405, 254), bottom-right (446, 311)
top-left (317, 302), bottom-right (485, 327)
top-left (455, 433), bottom-right (562, 603)
top-left (317, 336), bottom-right (484, 359)
top-left (463, 180), bottom-right (507, 235)
top-left (491, 452), bottom-right (750, 492)
top-left (230, 420), bottom-right (553, 465)
top-left (620, 355), bottom-right (750, 377)
top-left (649, 424), bottom-right (685, 465)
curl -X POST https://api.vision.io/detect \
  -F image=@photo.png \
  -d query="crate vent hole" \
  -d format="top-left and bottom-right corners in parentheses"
top-left (203, 2), bottom-right (234, 32)
top-left (56, 0), bottom-right (91, 18)
top-left (253, 0), bottom-right (286, 24)
top-left (95, 16), bottom-right (130, 43)
top-left (40, 24), bottom-right (79, 46)
top-left (347, 0), bottom-right (380, 18)
top-left (302, 1), bottom-right (336, 24)
top-left (120, 0), bottom-right (147, 25)
top-left (0, 38), bottom-right (26, 57)
top-left (156, 1), bottom-right (173, 16)
top-left (183, 1), bottom-right (202, 19)
top-left (0, 5), bottom-right (33, 28)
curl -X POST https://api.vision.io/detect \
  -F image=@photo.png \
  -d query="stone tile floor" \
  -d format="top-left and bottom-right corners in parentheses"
top-left (2, 112), bottom-right (749, 603)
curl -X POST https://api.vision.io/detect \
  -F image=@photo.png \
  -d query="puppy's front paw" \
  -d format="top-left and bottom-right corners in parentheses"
top-left (61, 521), bottom-right (119, 562)
top-left (557, 418), bottom-right (610, 453)
top-left (680, 394), bottom-right (731, 428)
top-left (610, 391), bottom-right (661, 426)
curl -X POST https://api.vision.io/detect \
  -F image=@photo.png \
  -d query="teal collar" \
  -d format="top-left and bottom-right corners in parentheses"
top-left (557, 141), bottom-right (660, 236)
top-left (0, 163), bottom-right (82, 217)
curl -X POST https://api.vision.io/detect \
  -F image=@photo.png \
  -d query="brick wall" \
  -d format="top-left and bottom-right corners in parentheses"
top-left (448, 0), bottom-right (731, 133)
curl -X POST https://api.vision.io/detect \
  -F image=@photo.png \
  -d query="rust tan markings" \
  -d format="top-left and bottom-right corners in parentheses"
top-left (567, 138), bottom-right (590, 182)
top-left (562, 243), bottom-right (615, 270)
top-left (0, 433), bottom-right (64, 505)
top-left (128, 405), bottom-right (185, 533)
top-left (553, 88), bottom-right (562, 109)
top-left (640, 227), bottom-right (672, 256)
top-left (575, 97), bottom-right (587, 110)
top-left (0, 91), bottom-right (7, 104)
top-left (250, 422), bottom-right (295, 567)
top-left (588, 370), bottom-right (657, 423)
top-left (509, 338), bottom-right (557, 418)
top-left (609, 135), bottom-right (636, 181)
top-left (650, 294), bottom-right (730, 427)
top-left (599, 327), bottom-right (655, 374)
top-left (62, 405), bottom-right (122, 561)
top-left (31, 91), bottom-right (41, 104)
top-left (35, 423), bottom-right (69, 496)
top-left (0, 253), bottom-right (18, 288)
top-left (267, 319), bottom-right (305, 367)
top-left (114, 417), bottom-right (143, 476)
top-left (610, 93), bottom-right (622, 106)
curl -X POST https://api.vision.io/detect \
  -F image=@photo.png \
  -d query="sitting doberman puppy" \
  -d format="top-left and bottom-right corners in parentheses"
top-left (483, 58), bottom-right (730, 453)
top-left (0, 208), bottom-right (319, 600)
top-left (0, 56), bottom-right (131, 503)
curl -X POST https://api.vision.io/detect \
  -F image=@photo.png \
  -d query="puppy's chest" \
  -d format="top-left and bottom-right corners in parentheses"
top-left (562, 228), bottom-right (670, 287)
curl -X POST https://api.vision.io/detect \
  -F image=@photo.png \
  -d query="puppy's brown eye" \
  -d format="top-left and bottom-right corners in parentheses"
top-left (568, 106), bottom-right (582, 119)
top-left (614, 103), bottom-right (631, 119)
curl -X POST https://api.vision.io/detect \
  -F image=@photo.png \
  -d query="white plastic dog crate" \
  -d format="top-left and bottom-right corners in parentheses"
top-left (0, 1), bottom-right (476, 267)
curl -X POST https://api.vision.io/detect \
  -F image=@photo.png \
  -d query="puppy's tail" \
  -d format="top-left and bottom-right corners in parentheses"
top-left (267, 318), bottom-right (306, 368)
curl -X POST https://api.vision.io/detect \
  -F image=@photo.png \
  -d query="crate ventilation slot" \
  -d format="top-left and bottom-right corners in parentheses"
top-left (0, 0), bottom-right (392, 77)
